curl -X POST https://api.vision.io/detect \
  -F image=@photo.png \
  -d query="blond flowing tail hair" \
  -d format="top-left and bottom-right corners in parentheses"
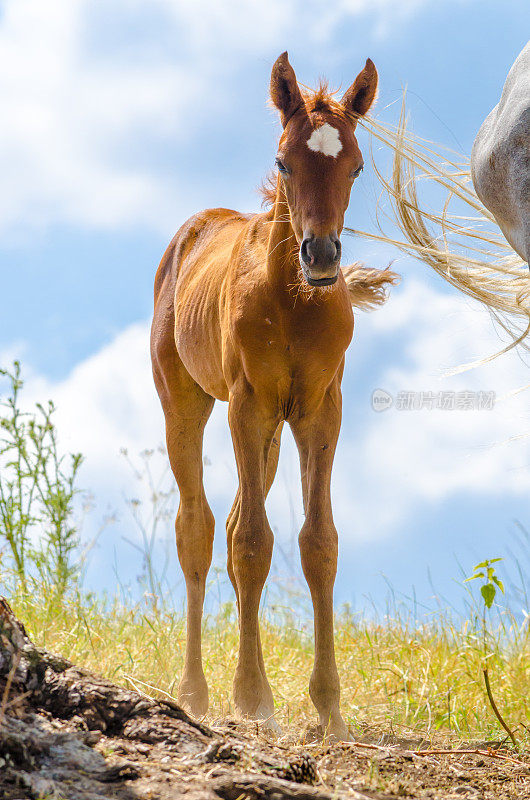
top-left (346, 99), bottom-right (530, 366)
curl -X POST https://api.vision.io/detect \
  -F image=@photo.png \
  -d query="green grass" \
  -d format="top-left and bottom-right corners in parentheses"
top-left (9, 587), bottom-right (529, 745)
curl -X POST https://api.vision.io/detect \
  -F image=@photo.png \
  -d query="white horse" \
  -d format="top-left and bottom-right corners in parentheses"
top-left (471, 42), bottom-right (530, 266)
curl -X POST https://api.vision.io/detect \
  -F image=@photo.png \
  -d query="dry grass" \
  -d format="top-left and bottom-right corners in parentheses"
top-left (9, 589), bottom-right (529, 746)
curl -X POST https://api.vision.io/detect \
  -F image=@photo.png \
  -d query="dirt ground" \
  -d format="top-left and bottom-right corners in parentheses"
top-left (1, 598), bottom-right (529, 800)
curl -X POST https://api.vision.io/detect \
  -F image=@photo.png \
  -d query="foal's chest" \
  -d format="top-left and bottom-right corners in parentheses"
top-left (232, 291), bottom-right (354, 413)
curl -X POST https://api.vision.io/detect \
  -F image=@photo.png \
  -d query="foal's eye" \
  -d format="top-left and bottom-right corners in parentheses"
top-left (275, 158), bottom-right (289, 174)
top-left (351, 164), bottom-right (364, 179)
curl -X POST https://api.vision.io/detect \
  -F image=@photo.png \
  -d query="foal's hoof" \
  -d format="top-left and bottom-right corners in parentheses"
top-left (255, 708), bottom-right (282, 736)
top-left (236, 711), bottom-right (282, 736)
top-left (234, 701), bottom-right (282, 736)
top-left (317, 716), bottom-right (352, 742)
top-left (177, 677), bottom-right (209, 719)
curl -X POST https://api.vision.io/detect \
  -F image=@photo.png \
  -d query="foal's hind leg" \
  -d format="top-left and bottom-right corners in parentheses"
top-left (153, 353), bottom-right (215, 717)
top-left (226, 422), bottom-right (283, 715)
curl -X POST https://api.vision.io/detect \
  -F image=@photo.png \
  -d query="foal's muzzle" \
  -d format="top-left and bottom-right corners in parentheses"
top-left (299, 232), bottom-right (341, 286)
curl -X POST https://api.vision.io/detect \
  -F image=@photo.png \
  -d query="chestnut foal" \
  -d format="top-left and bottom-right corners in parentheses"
top-left (151, 53), bottom-right (387, 739)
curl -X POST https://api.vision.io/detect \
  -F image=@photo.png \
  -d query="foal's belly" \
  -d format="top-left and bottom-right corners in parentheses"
top-left (174, 263), bottom-right (230, 401)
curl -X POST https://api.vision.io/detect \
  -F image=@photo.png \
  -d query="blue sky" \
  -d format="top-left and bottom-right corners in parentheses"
top-left (0, 0), bottom-right (529, 617)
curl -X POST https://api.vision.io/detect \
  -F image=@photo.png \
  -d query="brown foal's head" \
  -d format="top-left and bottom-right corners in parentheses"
top-left (270, 52), bottom-right (378, 287)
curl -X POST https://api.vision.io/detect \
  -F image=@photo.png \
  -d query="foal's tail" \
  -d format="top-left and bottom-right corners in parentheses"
top-left (342, 263), bottom-right (400, 310)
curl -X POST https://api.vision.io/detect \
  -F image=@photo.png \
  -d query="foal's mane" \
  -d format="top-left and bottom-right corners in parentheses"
top-left (260, 81), bottom-right (349, 209)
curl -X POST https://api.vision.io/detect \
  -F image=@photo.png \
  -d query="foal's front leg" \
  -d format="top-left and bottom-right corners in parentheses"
top-left (228, 387), bottom-right (277, 720)
top-left (291, 380), bottom-right (350, 740)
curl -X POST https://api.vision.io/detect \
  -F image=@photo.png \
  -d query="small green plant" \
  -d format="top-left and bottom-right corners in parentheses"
top-left (465, 557), bottom-right (505, 612)
top-left (464, 557), bottom-right (518, 748)
top-left (0, 361), bottom-right (83, 597)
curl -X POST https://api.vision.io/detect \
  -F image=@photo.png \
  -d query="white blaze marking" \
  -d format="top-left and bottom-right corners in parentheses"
top-left (306, 123), bottom-right (342, 158)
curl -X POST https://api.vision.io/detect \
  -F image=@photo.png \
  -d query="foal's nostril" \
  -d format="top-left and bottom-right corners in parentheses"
top-left (300, 234), bottom-right (341, 272)
top-left (300, 238), bottom-right (314, 267)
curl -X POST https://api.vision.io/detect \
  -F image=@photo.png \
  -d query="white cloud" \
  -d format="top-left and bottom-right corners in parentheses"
top-left (7, 277), bottom-right (528, 555)
top-left (12, 320), bottom-right (238, 513)
top-left (316, 0), bottom-right (430, 42)
top-left (0, 0), bottom-right (435, 236)
top-left (332, 279), bottom-right (530, 538)
top-left (0, 0), bottom-right (185, 234)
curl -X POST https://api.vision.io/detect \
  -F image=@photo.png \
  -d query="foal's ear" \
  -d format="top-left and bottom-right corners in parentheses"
top-left (270, 52), bottom-right (304, 127)
top-left (341, 58), bottom-right (378, 118)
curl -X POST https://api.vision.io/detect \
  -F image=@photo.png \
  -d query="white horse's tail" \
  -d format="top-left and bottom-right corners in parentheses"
top-left (347, 99), bottom-right (530, 364)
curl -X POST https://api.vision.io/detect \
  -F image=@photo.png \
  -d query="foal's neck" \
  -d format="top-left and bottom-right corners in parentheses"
top-left (265, 185), bottom-right (300, 295)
